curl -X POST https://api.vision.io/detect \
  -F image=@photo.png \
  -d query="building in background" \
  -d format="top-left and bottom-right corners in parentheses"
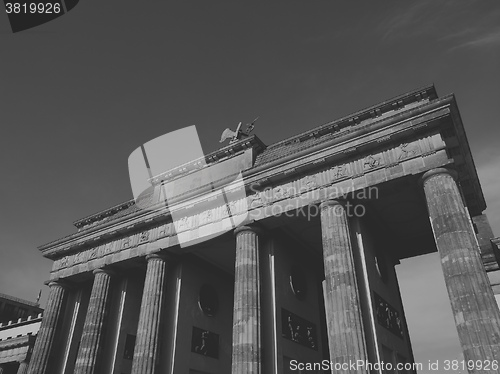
top-left (0, 294), bottom-right (42, 325)
top-left (23, 85), bottom-right (500, 374)
top-left (0, 294), bottom-right (43, 374)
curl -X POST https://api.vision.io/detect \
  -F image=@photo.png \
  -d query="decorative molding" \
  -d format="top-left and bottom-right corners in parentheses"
top-left (50, 134), bottom-right (449, 278)
top-left (374, 292), bottom-right (404, 339)
top-left (281, 308), bottom-right (317, 350)
top-left (41, 102), bottom-right (455, 255)
top-left (191, 327), bottom-right (219, 359)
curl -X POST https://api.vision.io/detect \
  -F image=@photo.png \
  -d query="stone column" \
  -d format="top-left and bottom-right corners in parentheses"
top-left (17, 361), bottom-right (29, 374)
top-left (131, 253), bottom-right (169, 374)
top-left (74, 268), bottom-right (115, 374)
top-left (27, 280), bottom-right (68, 374)
top-left (231, 226), bottom-right (261, 374)
top-left (320, 200), bottom-right (368, 373)
top-left (421, 168), bottom-right (500, 367)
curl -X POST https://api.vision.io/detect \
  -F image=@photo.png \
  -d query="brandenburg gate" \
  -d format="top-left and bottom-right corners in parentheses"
top-left (23, 85), bottom-right (500, 374)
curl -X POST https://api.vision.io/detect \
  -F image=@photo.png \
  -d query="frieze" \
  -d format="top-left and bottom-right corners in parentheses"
top-left (303, 175), bottom-right (318, 190)
top-left (199, 210), bottom-right (212, 226)
top-left (104, 241), bottom-right (116, 255)
top-left (248, 193), bottom-right (263, 209)
top-left (138, 231), bottom-right (149, 244)
top-left (50, 133), bottom-right (447, 277)
top-left (88, 247), bottom-right (98, 261)
top-left (73, 250), bottom-right (85, 265)
top-left (157, 223), bottom-right (173, 239)
top-left (331, 163), bottom-right (348, 180)
top-left (363, 154), bottom-right (383, 170)
top-left (175, 216), bottom-right (192, 232)
top-left (272, 185), bottom-right (292, 200)
top-left (97, 244), bottom-right (106, 258)
top-left (397, 142), bottom-right (419, 161)
top-left (121, 236), bottom-right (131, 249)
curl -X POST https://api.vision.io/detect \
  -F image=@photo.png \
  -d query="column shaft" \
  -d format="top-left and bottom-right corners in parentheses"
top-left (320, 200), bottom-right (368, 373)
top-left (74, 268), bottom-right (114, 374)
top-left (131, 253), bottom-right (168, 374)
top-left (27, 281), bottom-right (67, 374)
top-left (231, 226), bottom-right (261, 374)
top-left (17, 361), bottom-right (29, 374)
top-left (422, 168), bottom-right (500, 370)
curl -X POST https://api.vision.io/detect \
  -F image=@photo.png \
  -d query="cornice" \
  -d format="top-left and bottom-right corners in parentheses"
top-left (267, 84), bottom-right (437, 150)
top-left (71, 86), bottom-right (435, 231)
top-left (243, 95), bottom-right (454, 182)
top-left (40, 87), bottom-right (486, 261)
top-left (0, 335), bottom-right (32, 350)
top-left (39, 99), bottom-right (452, 260)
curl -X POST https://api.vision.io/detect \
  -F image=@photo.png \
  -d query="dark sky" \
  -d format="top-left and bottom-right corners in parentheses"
top-left (1, 1), bottom-right (499, 371)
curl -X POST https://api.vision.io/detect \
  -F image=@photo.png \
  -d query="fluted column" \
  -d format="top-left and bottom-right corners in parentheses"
top-left (421, 168), bottom-right (500, 369)
top-left (231, 225), bottom-right (261, 374)
top-left (320, 200), bottom-right (368, 373)
top-left (131, 253), bottom-right (169, 374)
top-left (74, 268), bottom-right (115, 374)
top-left (27, 280), bottom-right (68, 374)
top-left (17, 361), bottom-right (29, 374)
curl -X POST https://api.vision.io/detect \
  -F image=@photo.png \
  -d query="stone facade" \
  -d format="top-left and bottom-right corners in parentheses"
top-left (26, 85), bottom-right (500, 374)
top-left (0, 303), bottom-right (42, 374)
top-left (0, 295), bottom-right (42, 325)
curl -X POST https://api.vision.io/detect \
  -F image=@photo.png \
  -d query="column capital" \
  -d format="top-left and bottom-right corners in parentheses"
top-left (234, 224), bottom-right (263, 237)
top-left (420, 168), bottom-right (458, 186)
top-left (43, 278), bottom-right (71, 289)
top-left (93, 267), bottom-right (116, 277)
top-left (145, 251), bottom-right (172, 262)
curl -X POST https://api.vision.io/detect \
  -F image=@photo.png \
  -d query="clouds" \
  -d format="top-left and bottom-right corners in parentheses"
top-left (378, 1), bottom-right (500, 51)
top-left (448, 28), bottom-right (500, 51)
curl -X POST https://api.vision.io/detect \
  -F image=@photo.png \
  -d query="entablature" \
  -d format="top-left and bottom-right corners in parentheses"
top-left (40, 88), bottom-right (486, 272)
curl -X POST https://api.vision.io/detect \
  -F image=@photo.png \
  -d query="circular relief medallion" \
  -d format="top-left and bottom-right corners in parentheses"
top-left (198, 284), bottom-right (219, 317)
top-left (290, 266), bottom-right (307, 300)
top-left (374, 253), bottom-right (388, 283)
